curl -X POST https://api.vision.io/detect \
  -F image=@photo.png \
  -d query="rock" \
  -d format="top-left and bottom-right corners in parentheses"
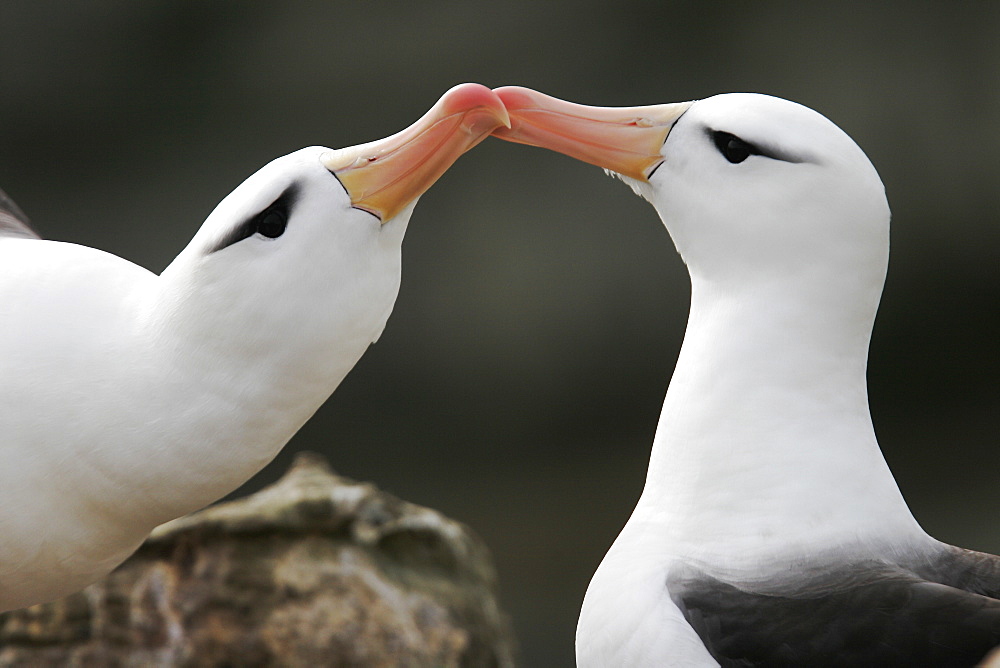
top-left (0, 452), bottom-right (516, 667)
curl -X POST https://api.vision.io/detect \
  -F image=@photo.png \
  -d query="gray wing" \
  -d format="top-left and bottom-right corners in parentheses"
top-left (917, 545), bottom-right (1000, 599)
top-left (0, 187), bottom-right (41, 239)
top-left (669, 558), bottom-right (1000, 667)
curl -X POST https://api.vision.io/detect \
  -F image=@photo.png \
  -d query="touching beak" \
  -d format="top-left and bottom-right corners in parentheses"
top-left (322, 83), bottom-right (510, 222)
top-left (491, 86), bottom-right (692, 181)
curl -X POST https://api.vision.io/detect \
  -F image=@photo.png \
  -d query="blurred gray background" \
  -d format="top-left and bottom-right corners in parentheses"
top-left (1, 2), bottom-right (998, 665)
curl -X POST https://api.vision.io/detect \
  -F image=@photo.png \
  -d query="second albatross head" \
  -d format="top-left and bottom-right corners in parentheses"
top-left (490, 88), bottom-right (890, 296)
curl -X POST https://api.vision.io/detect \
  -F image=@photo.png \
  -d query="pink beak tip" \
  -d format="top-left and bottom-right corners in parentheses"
top-left (438, 83), bottom-right (510, 128)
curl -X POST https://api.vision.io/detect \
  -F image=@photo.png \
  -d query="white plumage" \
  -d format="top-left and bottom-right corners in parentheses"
top-left (493, 87), bottom-right (1000, 667)
top-left (0, 83), bottom-right (508, 612)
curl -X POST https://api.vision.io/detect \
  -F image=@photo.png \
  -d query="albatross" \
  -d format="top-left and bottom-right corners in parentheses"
top-left (0, 83), bottom-right (508, 613)
top-left (492, 87), bottom-right (1000, 666)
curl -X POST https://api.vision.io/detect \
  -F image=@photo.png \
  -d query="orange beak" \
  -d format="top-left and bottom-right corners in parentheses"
top-left (322, 83), bottom-right (510, 222)
top-left (491, 86), bottom-right (692, 181)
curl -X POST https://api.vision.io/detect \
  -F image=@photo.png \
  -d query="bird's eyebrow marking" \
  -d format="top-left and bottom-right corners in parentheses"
top-left (209, 182), bottom-right (301, 254)
top-left (704, 127), bottom-right (808, 165)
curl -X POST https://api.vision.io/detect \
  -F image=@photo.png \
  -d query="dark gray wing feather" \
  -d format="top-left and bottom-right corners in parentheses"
top-left (670, 558), bottom-right (1000, 667)
top-left (0, 187), bottom-right (41, 239)
top-left (917, 546), bottom-right (1000, 599)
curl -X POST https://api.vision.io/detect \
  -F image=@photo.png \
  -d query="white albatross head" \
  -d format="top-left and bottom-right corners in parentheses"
top-left (490, 88), bottom-right (890, 300)
top-left (156, 83), bottom-right (510, 389)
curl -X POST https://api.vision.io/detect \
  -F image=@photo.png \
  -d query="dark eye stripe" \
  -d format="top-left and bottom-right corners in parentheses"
top-left (210, 183), bottom-right (300, 253)
top-left (706, 129), bottom-right (806, 165)
top-left (711, 131), bottom-right (760, 164)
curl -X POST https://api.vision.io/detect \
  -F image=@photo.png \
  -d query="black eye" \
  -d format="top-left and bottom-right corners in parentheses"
top-left (209, 182), bottom-right (300, 253)
top-left (256, 207), bottom-right (287, 238)
top-left (711, 131), bottom-right (758, 164)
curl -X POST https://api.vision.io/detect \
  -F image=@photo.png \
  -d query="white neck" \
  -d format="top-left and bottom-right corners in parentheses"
top-left (89, 256), bottom-right (399, 529)
top-left (633, 269), bottom-right (925, 563)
